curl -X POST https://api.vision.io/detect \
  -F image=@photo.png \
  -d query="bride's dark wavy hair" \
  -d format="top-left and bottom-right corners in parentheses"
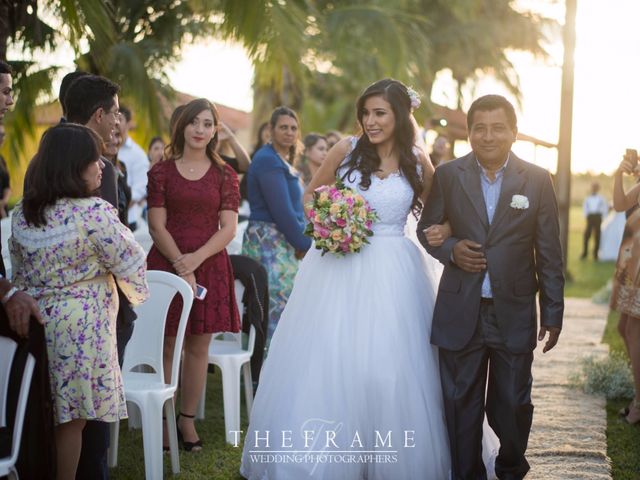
top-left (339, 78), bottom-right (423, 216)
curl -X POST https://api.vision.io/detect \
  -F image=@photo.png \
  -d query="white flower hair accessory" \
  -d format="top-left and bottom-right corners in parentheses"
top-left (510, 194), bottom-right (529, 210)
top-left (407, 87), bottom-right (421, 111)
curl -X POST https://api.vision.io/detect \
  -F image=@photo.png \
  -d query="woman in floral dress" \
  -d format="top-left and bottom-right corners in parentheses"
top-left (10, 124), bottom-right (149, 480)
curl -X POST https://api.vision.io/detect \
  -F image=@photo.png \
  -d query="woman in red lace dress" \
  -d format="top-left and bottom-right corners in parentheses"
top-left (147, 98), bottom-right (240, 450)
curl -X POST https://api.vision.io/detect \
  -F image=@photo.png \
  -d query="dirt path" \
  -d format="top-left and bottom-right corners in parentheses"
top-left (526, 297), bottom-right (612, 479)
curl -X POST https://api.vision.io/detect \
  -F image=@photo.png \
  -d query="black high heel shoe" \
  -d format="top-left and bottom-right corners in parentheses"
top-left (177, 412), bottom-right (203, 452)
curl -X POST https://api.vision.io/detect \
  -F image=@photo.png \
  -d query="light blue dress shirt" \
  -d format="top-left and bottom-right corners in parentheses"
top-left (477, 157), bottom-right (509, 298)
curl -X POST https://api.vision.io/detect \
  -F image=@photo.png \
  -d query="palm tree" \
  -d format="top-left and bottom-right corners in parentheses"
top-left (2, 0), bottom-right (554, 167)
top-left (1, 0), bottom-right (219, 166)
top-left (212, 0), bottom-right (554, 133)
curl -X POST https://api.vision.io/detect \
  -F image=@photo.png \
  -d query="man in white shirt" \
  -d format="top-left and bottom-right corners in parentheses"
top-left (117, 105), bottom-right (149, 230)
top-left (582, 181), bottom-right (609, 260)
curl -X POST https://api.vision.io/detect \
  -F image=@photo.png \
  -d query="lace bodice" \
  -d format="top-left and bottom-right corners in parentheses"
top-left (339, 137), bottom-right (420, 237)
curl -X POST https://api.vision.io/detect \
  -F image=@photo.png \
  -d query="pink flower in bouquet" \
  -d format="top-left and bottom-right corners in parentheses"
top-left (318, 226), bottom-right (331, 238)
top-left (303, 177), bottom-right (378, 257)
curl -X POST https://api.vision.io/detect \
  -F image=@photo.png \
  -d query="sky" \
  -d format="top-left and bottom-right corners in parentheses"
top-left (165, 0), bottom-right (640, 174)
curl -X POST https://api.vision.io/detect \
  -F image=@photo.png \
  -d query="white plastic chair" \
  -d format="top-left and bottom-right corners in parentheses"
top-left (0, 336), bottom-right (36, 479)
top-left (109, 271), bottom-right (194, 479)
top-left (196, 279), bottom-right (256, 444)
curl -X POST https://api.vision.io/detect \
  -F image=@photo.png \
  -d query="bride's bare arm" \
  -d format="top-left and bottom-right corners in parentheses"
top-left (417, 151), bottom-right (451, 247)
top-left (303, 137), bottom-right (353, 210)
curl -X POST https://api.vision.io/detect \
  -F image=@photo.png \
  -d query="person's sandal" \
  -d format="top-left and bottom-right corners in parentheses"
top-left (177, 412), bottom-right (203, 452)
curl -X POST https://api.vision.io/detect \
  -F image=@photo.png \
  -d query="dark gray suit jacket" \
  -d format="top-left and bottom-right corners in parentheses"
top-left (417, 152), bottom-right (564, 353)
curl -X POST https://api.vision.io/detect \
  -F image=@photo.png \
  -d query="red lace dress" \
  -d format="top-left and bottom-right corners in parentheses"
top-left (146, 160), bottom-right (241, 336)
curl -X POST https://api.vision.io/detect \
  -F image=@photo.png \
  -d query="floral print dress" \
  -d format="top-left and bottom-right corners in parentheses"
top-left (10, 197), bottom-right (149, 425)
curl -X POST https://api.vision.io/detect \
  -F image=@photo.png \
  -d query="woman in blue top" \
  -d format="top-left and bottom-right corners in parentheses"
top-left (242, 106), bottom-right (312, 344)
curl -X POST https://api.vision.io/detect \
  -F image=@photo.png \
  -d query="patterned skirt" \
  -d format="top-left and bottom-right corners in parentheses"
top-left (242, 221), bottom-right (299, 344)
top-left (611, 208), bottom-right (640, 318)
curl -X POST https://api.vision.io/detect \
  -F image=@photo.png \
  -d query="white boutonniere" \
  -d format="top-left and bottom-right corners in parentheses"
top-left (510, 194), bottom-right (529, 210)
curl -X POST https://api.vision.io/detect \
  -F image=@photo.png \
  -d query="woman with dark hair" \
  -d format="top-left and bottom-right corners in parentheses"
top-left (240, 121), bottom-right (271, 201)
top-left (324, 129), bottom-right (342, 149)
top-left (251, 121), bottom-right (270, 158)
top-left (240, 79), bottom-right (498, 479)
top-left (147, 98), bottom-right (241, 451)
top-left (9, 123), bottom-right (149, 480)
top-left (147, 135), bottom-right (165, 169)
top-left (295, 133), bottom-right (328, 185)
top-left (242, 106), bottom-right (311, 344)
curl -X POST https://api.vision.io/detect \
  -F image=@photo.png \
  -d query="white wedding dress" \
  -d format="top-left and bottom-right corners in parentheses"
top-left (240, 146), bottom-right (498, 479)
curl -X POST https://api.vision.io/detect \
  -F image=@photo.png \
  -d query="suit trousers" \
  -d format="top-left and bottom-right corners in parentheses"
top-left (582, 213), bottom-right (602, 259)
top-left (439, 302), bottom-right (534, 480)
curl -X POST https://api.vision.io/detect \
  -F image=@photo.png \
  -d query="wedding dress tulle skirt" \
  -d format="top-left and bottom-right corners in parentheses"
top-left (240, 233), bottom-right (455, 479)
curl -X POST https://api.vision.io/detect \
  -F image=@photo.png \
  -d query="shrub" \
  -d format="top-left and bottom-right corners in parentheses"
top-left (570, 351), bottom-right (634, 399)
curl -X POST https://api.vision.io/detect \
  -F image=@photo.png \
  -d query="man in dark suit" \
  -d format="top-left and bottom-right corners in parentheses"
top-left (64, 74), bottom-right (134, 480)
top-left (417, 94), bottom-right (564, 480)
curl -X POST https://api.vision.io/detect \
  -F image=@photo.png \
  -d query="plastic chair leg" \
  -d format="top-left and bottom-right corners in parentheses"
top-left (220, 360), bottom-right (242, 444)
top-left (108, 420), bottom-right (120, 467)
top-left (164, 399), bottom-right (180, 474)
top-left (242, 362), bottom-right (253, 420)
top-left (127, 401), bottom-right (142, 429)
top-left (139, 400), bottom-right (164, 480)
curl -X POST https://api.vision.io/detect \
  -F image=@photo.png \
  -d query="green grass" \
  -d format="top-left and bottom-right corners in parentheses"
top-left (564, 206), bottom-right (616, 298)
top-left (602, 310), bottom-right (640, 479)
top-left (110, 367), bottom-right (246, 479)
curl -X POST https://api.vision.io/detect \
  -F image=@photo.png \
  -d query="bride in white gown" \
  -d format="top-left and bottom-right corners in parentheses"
top-left (240, 79), bottom-right (498, 480)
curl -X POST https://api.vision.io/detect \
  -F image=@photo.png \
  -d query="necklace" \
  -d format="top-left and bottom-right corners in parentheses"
top-left (181, 159), bottom-right (195, 173)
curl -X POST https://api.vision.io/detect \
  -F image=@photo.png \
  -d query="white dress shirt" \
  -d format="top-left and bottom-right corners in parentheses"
top-left (118, 136), bottom-right (149, 225)
top-left (583, 194), bottom-right (608, 217)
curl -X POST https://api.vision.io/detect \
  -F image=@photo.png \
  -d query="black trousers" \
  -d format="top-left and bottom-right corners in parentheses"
top-left (582, 213), bottom-right (602, 258)
top-left (439, 302), bottom-right (534, 480)
top-left (75, 319), bottom-right (134, 479)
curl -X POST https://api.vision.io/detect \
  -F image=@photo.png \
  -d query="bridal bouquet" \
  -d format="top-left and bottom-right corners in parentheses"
top-left (304, 178), bottom-right (378, 256)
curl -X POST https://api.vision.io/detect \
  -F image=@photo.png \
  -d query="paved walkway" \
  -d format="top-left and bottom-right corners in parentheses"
top-left (527, 297), bottom-right (611, 479)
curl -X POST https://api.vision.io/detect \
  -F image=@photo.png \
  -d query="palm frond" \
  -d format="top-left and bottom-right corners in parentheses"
top-left (3, 64), bottom-right (58, 170)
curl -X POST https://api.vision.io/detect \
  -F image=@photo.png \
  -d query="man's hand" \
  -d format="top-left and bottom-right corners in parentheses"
top-left (538, 326), bottom-right (561, 353)
top-left (5, 291), bottom-right (43, 338)
top-left (452, 239), bottom-right (487, 273)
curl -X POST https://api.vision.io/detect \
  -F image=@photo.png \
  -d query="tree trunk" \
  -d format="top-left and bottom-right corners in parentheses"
top-left (556, 0), bottom-right (577, 272)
